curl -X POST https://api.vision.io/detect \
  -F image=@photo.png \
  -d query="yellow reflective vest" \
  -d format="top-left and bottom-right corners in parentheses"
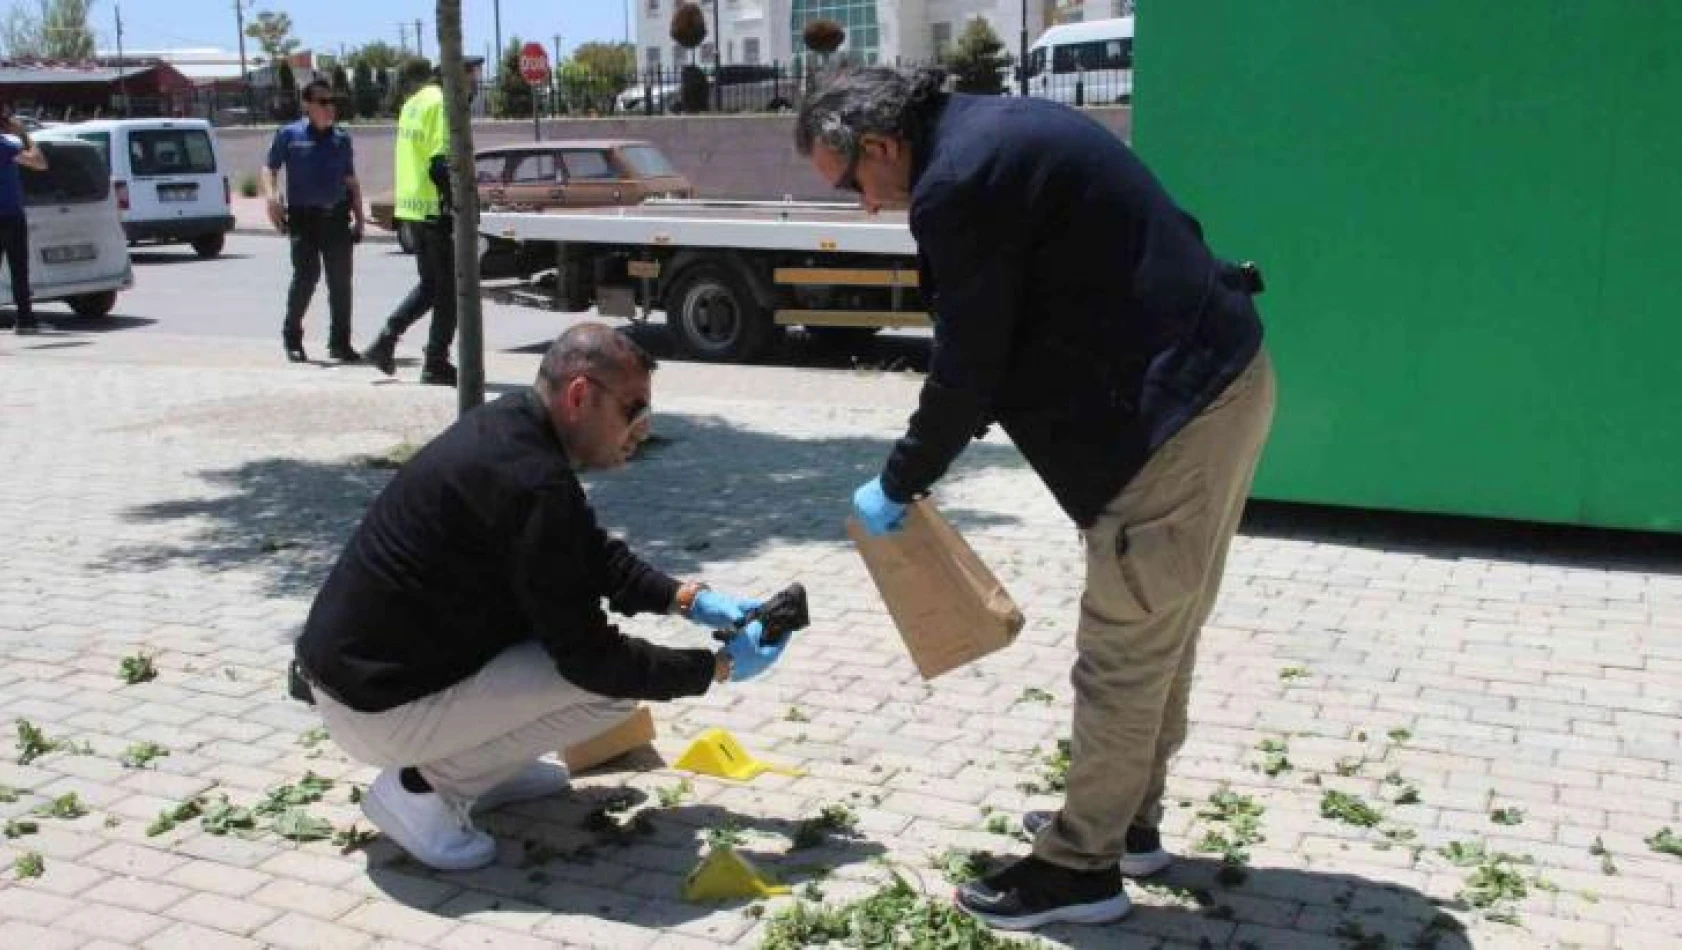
top-left (393, 84), bottom-right (447, 222)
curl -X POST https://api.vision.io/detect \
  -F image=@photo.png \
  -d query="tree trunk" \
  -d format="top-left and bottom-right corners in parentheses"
top-left (436, 0), bottom-right (484, 413)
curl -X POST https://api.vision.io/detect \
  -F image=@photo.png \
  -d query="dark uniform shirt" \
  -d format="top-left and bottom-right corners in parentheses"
top-left (295, 390), bottom-right (716, 713)
top-left (266, 119), bottom-right (356, 209)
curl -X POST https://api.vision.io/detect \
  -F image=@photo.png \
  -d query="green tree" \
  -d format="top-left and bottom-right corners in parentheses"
top-left (570, 41), bottom-right (634, 91)
top-left (352, 61), bottom-right (379, 118)
top-left (330, 64), bottom-right (353, 120)
top-left (493, 38), bottom-right (533, 119)
top-left (349, 41), bottom-right (402, 72)
top-left (946, 17), bottom-right (1011, 95)
top-left (669, 3), bottom-right (709, 112)
top-left (274, 60), bottom-right (298, 120)
top-left (245, 10), bottom-right (299, 61)
top-left (2, 0), bottom-right (96, 60)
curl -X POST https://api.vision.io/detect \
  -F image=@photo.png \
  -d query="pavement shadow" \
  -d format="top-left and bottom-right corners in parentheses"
top-left (130, 251), bottom-right (255, 265)
top-left (1243, 499), bottom-right (1682, 575)
top-left (362, 797), bottom-right (889, 933)
top-left (97, 409), bottom-right (1027, 599)
top-left (1037, 856), bottom-right (1475, 949)
top-left (502, 321), bottom-right (933, 375)
top-left (2, 314), bottom-right (156, 333)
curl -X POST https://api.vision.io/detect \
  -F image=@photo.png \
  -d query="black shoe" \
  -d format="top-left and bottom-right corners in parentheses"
top-left (955, 855), bottom-right (1130, 931)
top-left (363, 335), bottom-right (397, 376)
top-left (419, 361), bottom-right (457, 387)
top-left (14, 319), bottom-right (40, 336)
top-left (329, 344), bottom-right (361, 362)
top-left (1021, 811), bottom-right (1173, 877)
top-left (285, 343), bottom-right (308, 363)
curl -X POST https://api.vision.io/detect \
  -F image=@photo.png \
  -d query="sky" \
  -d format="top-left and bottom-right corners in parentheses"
top-left (92, 0), bottom-right (636, 63)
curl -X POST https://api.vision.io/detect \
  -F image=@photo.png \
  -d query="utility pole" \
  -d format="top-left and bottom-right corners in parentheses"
top-left (234, 0), bottom-right (250, 122)
top-left (415, 19), bottom-right (424, 60)
top-left (398, 23), bottom-right (408, 57)
top-left (114, 3), bottom-right (128, 117)
top-left (711, 0), bottom-right (721, 110)
top-left (493, 0), bottom-right (502, 67)
top-left (1019, 0), bottom-right (1029, 97)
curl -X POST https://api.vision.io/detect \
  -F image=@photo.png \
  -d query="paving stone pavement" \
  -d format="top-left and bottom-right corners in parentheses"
top-left (1, 332), bottom-right (1680, 949)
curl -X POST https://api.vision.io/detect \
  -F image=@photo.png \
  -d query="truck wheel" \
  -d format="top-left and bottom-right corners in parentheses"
top-left (68, 291), bottom-right (117, 318)
top-left (804, 325), bottom-right (880, 350)
top-left (191, 234), bottom-right (225, 258)
top-left (397, 221), bottom-right (418, 254)
top-left (666, 265), bottom-right (775, 363)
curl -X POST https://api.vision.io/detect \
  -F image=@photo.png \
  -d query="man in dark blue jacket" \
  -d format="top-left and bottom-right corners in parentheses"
top-left (798, 68), bottom-right (1277, 931)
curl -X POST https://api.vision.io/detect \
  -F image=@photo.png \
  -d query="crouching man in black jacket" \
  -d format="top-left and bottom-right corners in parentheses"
top-left (798, 68), bottom-right (1276, 931)
top-left (294, 323), bottom-right (791, 871)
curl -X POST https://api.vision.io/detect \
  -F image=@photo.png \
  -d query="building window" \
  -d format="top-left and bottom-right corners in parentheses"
top-left (791, 1), bottom-right (881, 65)
top-left (647, 0), bottom-right (660, 14)
top-left (743, 37), bottom-right (761, 64)
top-left (700, 42), bottom-right (715, 62)
top-left (646, 46), bottom-right (663, 67)
top-left (930, 21), bottom-right (952, 59)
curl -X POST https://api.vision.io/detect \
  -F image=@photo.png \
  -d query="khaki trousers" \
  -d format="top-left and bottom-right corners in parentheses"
top-left (1035, 348), bottom-right (1277, 870)
top-left (313, 641), bottom-right (636, 800)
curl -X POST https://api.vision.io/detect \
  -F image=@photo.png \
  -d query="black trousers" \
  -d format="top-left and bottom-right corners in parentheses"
top-left (382, 216), bottom-right (456, 364)
top-left (0, 213), bottom-right (32, 322)
top-left (284, 203), bottom-right (354, 348)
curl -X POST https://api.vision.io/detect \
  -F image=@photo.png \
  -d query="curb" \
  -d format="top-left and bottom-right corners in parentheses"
top-left (231, 225), bottom-right (401, 245)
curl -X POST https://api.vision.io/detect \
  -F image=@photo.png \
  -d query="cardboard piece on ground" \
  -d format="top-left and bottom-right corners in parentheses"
top-left (562, 705), bottom-right (656, 773)
top-left (847, 499), bottom-right (1024, 679)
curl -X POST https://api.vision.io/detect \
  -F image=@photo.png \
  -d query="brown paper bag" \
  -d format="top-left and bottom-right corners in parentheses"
top-left (847, 499), bottom-right (1024, 679)
top-left (562, 705), bottom-right (656, 772)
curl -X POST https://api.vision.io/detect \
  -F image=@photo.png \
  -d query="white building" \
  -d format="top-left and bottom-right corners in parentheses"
top-left (634, 0), bottom-right (1062, 70)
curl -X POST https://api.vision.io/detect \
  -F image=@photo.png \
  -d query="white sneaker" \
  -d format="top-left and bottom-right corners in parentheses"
top-left (361, 769), bottom-right (497, 871)
top-left (471, 760), bottom-right (571, 814)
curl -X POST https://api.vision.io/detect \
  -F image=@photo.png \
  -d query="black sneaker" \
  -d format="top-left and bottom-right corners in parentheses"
top-left (363, 335), bottom-right (397, 376)
top-left (955, 854), bottom-right (1130, 930)
top-left (1022, 811), bottom-right (1173, 877)
top-left (285, 343), bottom-right (308, 363)
top-left (14, 319), bottom-right (40, 336)
top-left (328, 344), bottom-right (361, 362)
top-left (420, 361), bottom-right (457, 387)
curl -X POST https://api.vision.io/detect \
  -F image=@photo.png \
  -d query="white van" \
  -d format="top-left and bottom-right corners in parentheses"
top-left (1024, 16), bottom-right (1135, 106)
top-left (0, 137), bottom-right (134, 318)
top-left (46, 118), bottom-right (234, 258)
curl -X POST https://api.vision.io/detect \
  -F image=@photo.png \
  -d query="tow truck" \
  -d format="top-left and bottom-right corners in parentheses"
top-left (478, 198), bottom-right (931, 363)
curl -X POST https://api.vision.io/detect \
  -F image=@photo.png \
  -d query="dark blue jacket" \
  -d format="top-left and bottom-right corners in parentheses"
top-left (880, 93), bottom-right (1264, 527)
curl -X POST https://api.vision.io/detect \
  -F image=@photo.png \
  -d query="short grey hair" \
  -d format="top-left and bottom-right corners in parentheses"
top-left (794, 66), bottom-right (948, 160)
top-left (536, 323), bottom-right (655, 390)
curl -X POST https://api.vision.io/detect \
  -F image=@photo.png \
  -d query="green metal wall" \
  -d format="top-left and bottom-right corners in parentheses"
top-left (1133, 2), bottom-right (1682, 532)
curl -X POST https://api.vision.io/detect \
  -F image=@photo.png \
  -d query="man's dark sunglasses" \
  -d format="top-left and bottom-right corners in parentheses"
top-left (304, 96), bottom-right (338, 107)
top-left (834, 147), bottom-right (862, 193)
top-left (583, 375), bottom-right (651, 426)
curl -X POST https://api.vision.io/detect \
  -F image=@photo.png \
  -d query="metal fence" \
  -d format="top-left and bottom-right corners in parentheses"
top-left (87, 60), bottom-right (1134, 127)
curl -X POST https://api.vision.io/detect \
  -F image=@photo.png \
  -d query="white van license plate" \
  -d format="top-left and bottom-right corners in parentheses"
top-left (159, 185), bottom-right (196, 202)
top-left (42, 244), bottom-right (97, 265)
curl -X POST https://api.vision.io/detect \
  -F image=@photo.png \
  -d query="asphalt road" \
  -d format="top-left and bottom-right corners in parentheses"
top-left (25, 233), bottom-right (932, 373)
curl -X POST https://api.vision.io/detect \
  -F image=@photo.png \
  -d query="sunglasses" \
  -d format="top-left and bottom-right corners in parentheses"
top-left (304, 97), bottom-right (337, 107)
top-left (582, 374), bottom-right (651, 426)
top-left (833, 147), bottom-right (862, 193)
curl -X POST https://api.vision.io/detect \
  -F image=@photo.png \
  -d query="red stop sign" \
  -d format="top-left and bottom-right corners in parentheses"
top-left (519, 42), bottom-right (550, 85)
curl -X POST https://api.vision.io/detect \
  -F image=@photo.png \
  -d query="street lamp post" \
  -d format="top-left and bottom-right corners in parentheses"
top-left (712, 0), bottom-right (721, 112)
top-left (1019, 0), bottom-right (1029, 96)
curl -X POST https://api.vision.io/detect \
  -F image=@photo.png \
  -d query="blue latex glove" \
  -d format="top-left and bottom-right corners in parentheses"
top-left (689, 589), bottom-right (760, 630)
top-left (722, 620), bottom-right (788, 682)
top-left (852, 476), bottom-right (907, 536)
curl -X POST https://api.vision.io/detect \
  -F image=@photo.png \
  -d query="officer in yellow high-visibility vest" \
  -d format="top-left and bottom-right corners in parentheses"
top-left (363, 56), bottom-right (484, 387)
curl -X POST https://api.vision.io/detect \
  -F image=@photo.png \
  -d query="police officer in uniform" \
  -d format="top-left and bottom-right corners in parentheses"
top-left (262, 79), bottom-right (365, 363)
top-left (361, 57), bottom-right (484, 387)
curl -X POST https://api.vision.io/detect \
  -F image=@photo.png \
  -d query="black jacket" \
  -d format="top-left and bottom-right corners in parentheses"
top-left (880, 94), bottom-right (1265, 527)
top-left (295, 391), bottom-right (715, 712)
